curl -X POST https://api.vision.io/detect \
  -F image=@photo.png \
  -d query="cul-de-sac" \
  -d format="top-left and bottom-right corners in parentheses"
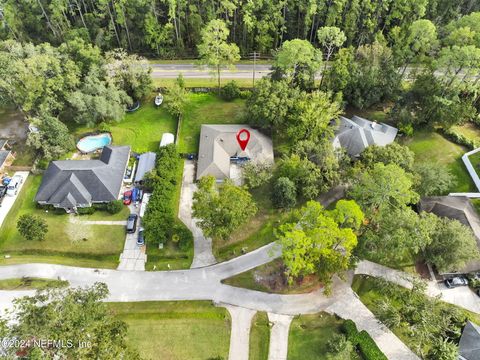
top-left (1, 2), bottom-right (480, 359)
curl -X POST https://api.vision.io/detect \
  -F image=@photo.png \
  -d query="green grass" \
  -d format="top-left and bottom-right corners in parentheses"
top-left (148, 58), bottom-right (272, 65)
top-left (452, 122), bottom-right (480, 142)
top-left (70, 97), bottom-right (177, 153)
top-left (0, 277), bottom-right (68, 290)
top-left (108, 301), bottom-right (231, 360)
top-left (0, 175), bottom-right (126, 268)
top-left (402, 130), bottom-right (475, 192)
top-left (178, 93), bottom-right (246, 154)
top-left (249, 312), bottom-right (270, 360)
top-left (213, 183), bottom-right (284, 262)
top-left (154, 78), bottom-right (256, 89)
top-left (145, 233), bottom-right (193, 271)
top-left (288, 312), bottom-right (362, 360)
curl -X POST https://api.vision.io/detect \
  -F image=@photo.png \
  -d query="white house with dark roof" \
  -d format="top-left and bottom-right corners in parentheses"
top-left (35, 145), bottom-right (130, 211)
top-left (333, 116), bottom-right (398, 157)
top-left (196, 125), bottom-right (274, 181)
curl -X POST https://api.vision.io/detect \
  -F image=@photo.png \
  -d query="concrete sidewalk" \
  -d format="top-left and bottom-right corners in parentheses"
top-left (0, 171), bottom-right (29, 228)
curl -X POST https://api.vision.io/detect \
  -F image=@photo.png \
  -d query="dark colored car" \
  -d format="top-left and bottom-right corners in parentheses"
top-left (136, 189), bottom-right (144, 202)
top-left (137, 228), bottom-right (145, 246)
top-left (444, 276), bottom-right (468, 288)
top-left (0, 185), bottom-right (6, 198)
top-left (126, 214), bottom-right (138, 234)
top-left (123, 190), bottom-right (132, 205)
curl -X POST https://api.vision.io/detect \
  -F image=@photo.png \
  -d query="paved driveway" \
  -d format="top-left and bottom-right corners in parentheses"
top-left (117, 205), bottom-right (146, 271)
top-left (0, 171), bottom-right (29, 228)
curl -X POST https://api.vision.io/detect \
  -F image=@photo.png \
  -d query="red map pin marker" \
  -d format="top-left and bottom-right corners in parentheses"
top-left (236, 129), bottom-right (250, 151)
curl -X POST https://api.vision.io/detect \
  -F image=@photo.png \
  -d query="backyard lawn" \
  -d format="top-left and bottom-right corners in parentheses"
top-left (154, 77), bottom-right (255, 88)
top-left (401, 130), bottom-right (475, 192)
top-left (71, 98), bottom-right (177, 153)
top-left (178, 93), bottom-right (246, 154)
top-left (288, 312), bottom-right (362, 360)
top-left (0, 175), bottom-right (127, 268)
top-left (249, 312), bottom-right (270, 360)
top-left (108, 301), bottom-right (231, 360)
top-left (452, 122), bottom-right (480, 143)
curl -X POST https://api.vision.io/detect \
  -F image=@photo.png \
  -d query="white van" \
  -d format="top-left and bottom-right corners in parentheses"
top-left (6, 175), bottom-right (23, 196)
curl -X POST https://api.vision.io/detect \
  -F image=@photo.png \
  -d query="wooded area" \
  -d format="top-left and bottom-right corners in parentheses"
top-left (1, 0), bottom-right (479, 57)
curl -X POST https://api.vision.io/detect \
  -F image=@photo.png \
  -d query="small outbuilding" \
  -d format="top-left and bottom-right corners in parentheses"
top-left (134, 152), bottom-right (157, 183)
top-left (160, 133), bottom-right (175, 148)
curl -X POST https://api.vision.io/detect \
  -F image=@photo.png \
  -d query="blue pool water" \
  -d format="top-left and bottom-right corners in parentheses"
top-left (77, 133), bottom-right (112, 153)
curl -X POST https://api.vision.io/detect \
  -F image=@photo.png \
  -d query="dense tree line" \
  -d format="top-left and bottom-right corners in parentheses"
top-left (1, 0), bottom-right (479, 58)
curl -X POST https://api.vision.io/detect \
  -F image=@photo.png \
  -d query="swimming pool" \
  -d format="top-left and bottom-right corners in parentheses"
top-left (77, 133), bottom-right (112, 153)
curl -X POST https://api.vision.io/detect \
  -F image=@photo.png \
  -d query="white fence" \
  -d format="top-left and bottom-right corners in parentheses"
top-left (450, 147), bottom-right (480, 198)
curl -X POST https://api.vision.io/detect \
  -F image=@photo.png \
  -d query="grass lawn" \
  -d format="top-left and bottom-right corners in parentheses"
top-left (452, 122), bottom-right (480, 143)
top-left (222, 259), bottom-right (321, 294)
top-left (178, 93), bottom-right (246, 154)
top-left (70, 97), bottom-right (177, 153)
top-left (108, 301), bottom-right (231, 360)
top-left (0, 277), bottom-right (68, 290)
top-left (249, 312), bottom-right (270, 360)
top-left (213, 183), bottom-right (285, 262)
top-left (148, 59), bottom-right (272, 65)
top-left (288, 312), bottom-right (362, 360)
top-left (0, 175), bottom-right (126, 268)
top-left (401, 130), bottom-right (475, 193)
top-left (352, 275), bottom-right (480, 356)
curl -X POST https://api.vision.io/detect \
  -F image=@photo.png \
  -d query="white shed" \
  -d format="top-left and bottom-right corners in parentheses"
top-left (160, 133), bottom-right (175, 148)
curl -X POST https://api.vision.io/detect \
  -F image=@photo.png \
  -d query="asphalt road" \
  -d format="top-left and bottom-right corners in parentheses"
top-left (151, 63), bottom-right (272, 79)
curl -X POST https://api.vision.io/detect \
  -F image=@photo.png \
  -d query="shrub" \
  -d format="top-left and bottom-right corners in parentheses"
top-left (106, 200), bottom-right (123, 214)
top-left (342, 320), bottom-right (387, 360)
top-left (174, 222), bottom-right (194, 251)
top-left (220, 81), bottom-right (241, 101)
top-left (98, 122), bottom-right (111, 132)
top-left (327, 333), bottom-right (348, 353)
top-left (17, 214), bottom-right (48, 241)
top-left (272, 177), bottom-right (296, 209)
top-left (77, 206), bottom-right (96, 215)
top-left (439, 128), bottom-right (477, 150)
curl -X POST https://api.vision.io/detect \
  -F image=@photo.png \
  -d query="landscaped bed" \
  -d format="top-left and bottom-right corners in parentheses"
top-left (0, 175), bottom-right (126, 268)
top-left (222, 258), bottom-right (321, 294)
top-left (108, 301), bottom-right (231, 360)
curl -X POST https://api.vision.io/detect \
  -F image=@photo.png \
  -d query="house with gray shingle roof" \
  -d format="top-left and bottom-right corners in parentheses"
top-left (459, 321), bottom-right (480, 360)
top-left (419, 196), bottom-right (480, 274)
top-left (196, 125), bottom-right (274, 181)
top-left (35, 145), bottom-right (130, 211)
top-left (333, 116), bottom-right (398, 157)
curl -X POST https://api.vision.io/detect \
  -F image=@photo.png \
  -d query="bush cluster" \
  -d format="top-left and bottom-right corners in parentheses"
top-left (142, 144), bottom-right (189, 247)
top-left (440, 128), bottom-right (477, 150)
top-left (220, 81), bottom-right (241, 101)
top-left (342, 320), bottom-right (387, 360)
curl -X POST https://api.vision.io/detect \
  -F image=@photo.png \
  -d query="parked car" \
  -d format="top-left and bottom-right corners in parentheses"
top-left (123, 190), bottom-right (132, 205)
top-left (126, 214), bottom-right (138, 233)
top-left (444, 276), bottom-right (468, 288)
top-left (0, 185), bottom-right (7, 198)
top-left (137, 228), bottom-right (145, 246)
top-left (6, 175), bottom-right (23, 196)
top-left (136, 188), bottom-right (143, 202)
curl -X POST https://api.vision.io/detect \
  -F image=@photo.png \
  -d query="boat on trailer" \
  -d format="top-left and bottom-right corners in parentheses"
top-left (155, 93), bottom-right (164, 106)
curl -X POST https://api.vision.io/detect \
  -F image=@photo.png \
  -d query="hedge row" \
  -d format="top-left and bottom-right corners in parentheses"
top-left (142, 144), bottom-right (182, 246)
top-left (440, 128), bottom-right (477, 150)
top-left (342, 320), bottom-right (387, 360)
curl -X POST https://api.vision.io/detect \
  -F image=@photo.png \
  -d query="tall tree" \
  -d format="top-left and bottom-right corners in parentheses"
top-left (192, 176), bottom-right (257, 240)
top-left (317, 26), bottom-right (346, 87)
top-left (197, 19), bottom-right (240, 91)
top-left (1, 283), bottom-right (142, 359)
top-left (276, 200), bottom-right (362, 293)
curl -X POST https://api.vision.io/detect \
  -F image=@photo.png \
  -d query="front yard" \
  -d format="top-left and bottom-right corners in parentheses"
top-left (0, 175), bottom-right (127, 268)
top-left (109, 301), bottom-right (231, 360)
